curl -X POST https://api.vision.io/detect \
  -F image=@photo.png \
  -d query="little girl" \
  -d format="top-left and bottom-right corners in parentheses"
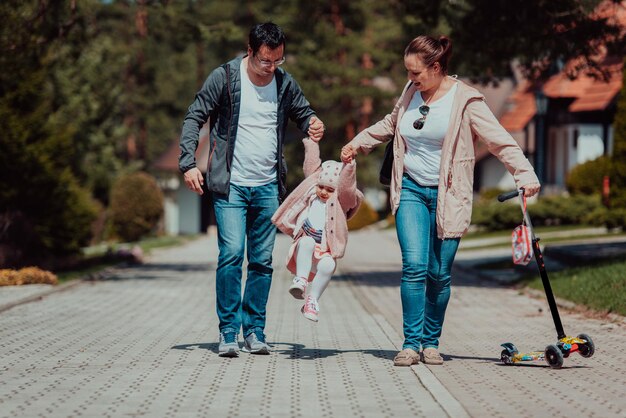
top-left (272, 137), bottom-right (363, 322)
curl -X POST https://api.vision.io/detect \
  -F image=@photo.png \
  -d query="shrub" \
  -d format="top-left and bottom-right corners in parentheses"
top-left (1, 65), bottom-right (98, 267)
top-left (531, 194), bottom-right (602, 225)
top-left (472, 194), bottom-right (603, 231)
top-left (478, 187), bottom-right (506, 202)
top-left (0, 267), bottom-right (58, 286)
top-left (566, 156), bottom-right (612, 195)
top-left (109, 172), bottom-right (164, 242)
top-left (582, 206), bottom-right (610, 227)
top-left (471, 201), bottom-right (521, 231)
top-left (0, 176), bottom-right (98, 269)
top-left (604, 208), bottom-right (626, 231)
top-left (347, 199), bottom-right (379, 231)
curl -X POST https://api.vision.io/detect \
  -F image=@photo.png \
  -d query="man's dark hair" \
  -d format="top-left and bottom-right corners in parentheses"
top-left (249, 22), bottom-right (286, 55)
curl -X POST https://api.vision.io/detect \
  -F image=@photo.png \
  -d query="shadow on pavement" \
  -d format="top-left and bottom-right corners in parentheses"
top-left (171, 342), bottom-right (397, 360)
top-left (335, 268), bottom-right (506, 288)
top-left (172, 343), bottom-right (219, 353)
top-left (545, 240), bottom-right (626, 265)
top-left (442, 353), bottom-right (591, 370)
top-left (442, 353), bottom-right (500, 362)
top-left (133, 262), bottom-right (215, 272)
top-left (88, 262), bottom-right (215, 281)
top-left (272, 342), bottom-right (396, 360)
top-left (494, 362), bottom-right (591, 370)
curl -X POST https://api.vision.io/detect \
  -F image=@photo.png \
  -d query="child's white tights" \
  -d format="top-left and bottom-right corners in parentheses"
top-left (295, 236), bottom-right (336, 300)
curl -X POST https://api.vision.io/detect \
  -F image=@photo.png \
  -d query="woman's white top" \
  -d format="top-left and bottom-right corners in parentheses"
top-left (230, 60), bottom-right (279, 186)
top-left (399, 83), bottom-right (457, 186)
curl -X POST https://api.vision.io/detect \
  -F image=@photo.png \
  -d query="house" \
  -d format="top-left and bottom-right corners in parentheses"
top-left (153, 126), bottom-right (214, 235)
top-left (475, 0), bottom-right (625, 194)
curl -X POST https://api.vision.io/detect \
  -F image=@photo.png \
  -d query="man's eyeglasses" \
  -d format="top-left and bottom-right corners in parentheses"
top-left (254, 54), bottom-right (285, 68)
top-left (413, 105), bottom-right (430, 130)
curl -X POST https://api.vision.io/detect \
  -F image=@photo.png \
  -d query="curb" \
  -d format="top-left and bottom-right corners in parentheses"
top-left (0, 280), bottom-right (85, 314)
top-left (522, 287), bottom-right (626, 325)
top-left (344, 270), bottom-right (471, 418)
top-left (458, 263), bottom-right (626, 325)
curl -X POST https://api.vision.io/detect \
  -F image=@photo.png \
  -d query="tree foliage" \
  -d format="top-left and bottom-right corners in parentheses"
top-left (0, 0), bottom-right (97, 268)
top-left (609, 56), bottom-right (626, 210)
top-left (2, 0), bottom-right (624, 266)
top-left (279, 0), bottom-right (444, 189)
top-left (444, 0), bottom-right (626, 82)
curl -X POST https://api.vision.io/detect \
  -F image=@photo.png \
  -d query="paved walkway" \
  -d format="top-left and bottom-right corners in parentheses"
top-left (0, 229), bottom-right (624, 417)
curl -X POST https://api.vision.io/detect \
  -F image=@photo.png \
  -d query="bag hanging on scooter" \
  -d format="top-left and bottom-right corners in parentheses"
top-left (511, 192), bottom-right (532, 265)
top-left (511, 224), bottom-right (532, 265)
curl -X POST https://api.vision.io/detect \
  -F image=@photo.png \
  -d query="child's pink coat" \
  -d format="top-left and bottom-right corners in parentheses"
top-left (271, 138), bottom-right (363, 277)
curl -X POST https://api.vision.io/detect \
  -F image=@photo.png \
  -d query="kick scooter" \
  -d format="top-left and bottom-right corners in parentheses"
top-left (497, 189), bottom-right (595, 369)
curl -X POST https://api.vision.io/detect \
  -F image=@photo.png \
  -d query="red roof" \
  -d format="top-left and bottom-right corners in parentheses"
top-left (544, 60), bottom-right (623, 112)
top-left (497, 0), bottom-right (625, 130)
top-left (499, 81), bottom-right (537, 132)
top-left (153, 126), bottom-right (210, 173)
top-left (543, 0), bottom-right (625, 112)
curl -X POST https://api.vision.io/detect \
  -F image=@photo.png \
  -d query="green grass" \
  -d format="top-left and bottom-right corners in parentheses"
top-left (83, 235), bottom-right (197, 256)
top-left (136, 235), bottom-right (196, 253)
top-left (526, 259), bottom-right (626, 316)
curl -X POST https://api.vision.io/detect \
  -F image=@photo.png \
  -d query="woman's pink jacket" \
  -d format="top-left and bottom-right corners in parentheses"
top-left (347, 77), bottom-right (539, 239)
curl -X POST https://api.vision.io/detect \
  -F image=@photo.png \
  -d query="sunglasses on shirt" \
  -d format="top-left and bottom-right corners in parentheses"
top-left (413, 105), bottom-right (430, 130)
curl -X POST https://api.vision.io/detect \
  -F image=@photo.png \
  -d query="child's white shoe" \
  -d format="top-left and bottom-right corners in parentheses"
top-left (301, 296), bottom-right (319, 322)
top-left (289, 276), bottom-right (307, 300)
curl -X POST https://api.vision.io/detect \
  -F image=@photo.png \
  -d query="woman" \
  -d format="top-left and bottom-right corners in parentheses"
top-left (341, 35), bottom-right (540, 366)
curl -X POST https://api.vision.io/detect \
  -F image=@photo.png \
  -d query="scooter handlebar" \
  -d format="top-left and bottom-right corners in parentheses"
top-left (497, 189), bottom-right (521, 202)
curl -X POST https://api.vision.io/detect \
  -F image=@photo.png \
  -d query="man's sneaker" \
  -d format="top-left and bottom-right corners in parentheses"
top-left (289, 276), bottom-right (308, 300)
top-left (243, 332), bottom-right (270, 355)
top-left (218, 332), bottom-right (239, 357)
top-left (301, 296), bottom-right (319, 322)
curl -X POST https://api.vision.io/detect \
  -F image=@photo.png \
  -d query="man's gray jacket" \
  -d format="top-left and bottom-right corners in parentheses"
top-left (178, 55), bottom-right (316, 199)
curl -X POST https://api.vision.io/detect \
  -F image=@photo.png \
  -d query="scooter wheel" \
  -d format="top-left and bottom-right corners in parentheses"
top-left (545, 344), bottom-right (563, 369)
top-left (501, 350), bottom-right (513, 365)
top-left (577, 333), bottom-right (595, 358)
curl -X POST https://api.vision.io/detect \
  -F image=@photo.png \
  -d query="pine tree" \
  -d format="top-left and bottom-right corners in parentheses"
top-left (0, 0), bottom-right (97, 268)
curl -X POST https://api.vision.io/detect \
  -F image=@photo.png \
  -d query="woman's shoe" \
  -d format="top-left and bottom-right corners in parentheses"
top-left (393, 348), bottom-right (420, 366)
top-left (421, 347), bottom-right (444, 365)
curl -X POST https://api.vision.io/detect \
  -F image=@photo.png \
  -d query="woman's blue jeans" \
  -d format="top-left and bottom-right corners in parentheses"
top-left (395, 175), bottom-right (460, 351)
top-left (212, 181), bottom-right (279, 339)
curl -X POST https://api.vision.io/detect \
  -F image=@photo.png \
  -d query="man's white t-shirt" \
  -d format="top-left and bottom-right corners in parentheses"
top-left (399, 83), bottom-right (457, 186)
top-left (230, 60), bottom-right (279, 186)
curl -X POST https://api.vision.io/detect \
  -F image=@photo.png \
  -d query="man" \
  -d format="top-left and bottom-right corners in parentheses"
top-left (179, 22), bottom-right (324, 357)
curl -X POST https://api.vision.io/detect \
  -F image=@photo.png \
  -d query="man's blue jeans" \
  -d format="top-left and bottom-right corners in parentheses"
top-left (395, 175), bottom-right (460, 351)
top-left (212, 181), bottom-right (279, 339)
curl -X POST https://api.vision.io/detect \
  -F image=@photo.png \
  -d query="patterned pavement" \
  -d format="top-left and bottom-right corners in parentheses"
top-left (1, 229), bottom-right (624, 417)
top-left (1, 234), bottom-right (458, 418)
top-left (341, 228), bottom-right (626, 418)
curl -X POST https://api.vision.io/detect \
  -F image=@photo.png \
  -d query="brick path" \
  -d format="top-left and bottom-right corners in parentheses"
top-left (0, 229), bottom-right (624, 417)
top-left (341, 228), bottom-right (626, 418)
